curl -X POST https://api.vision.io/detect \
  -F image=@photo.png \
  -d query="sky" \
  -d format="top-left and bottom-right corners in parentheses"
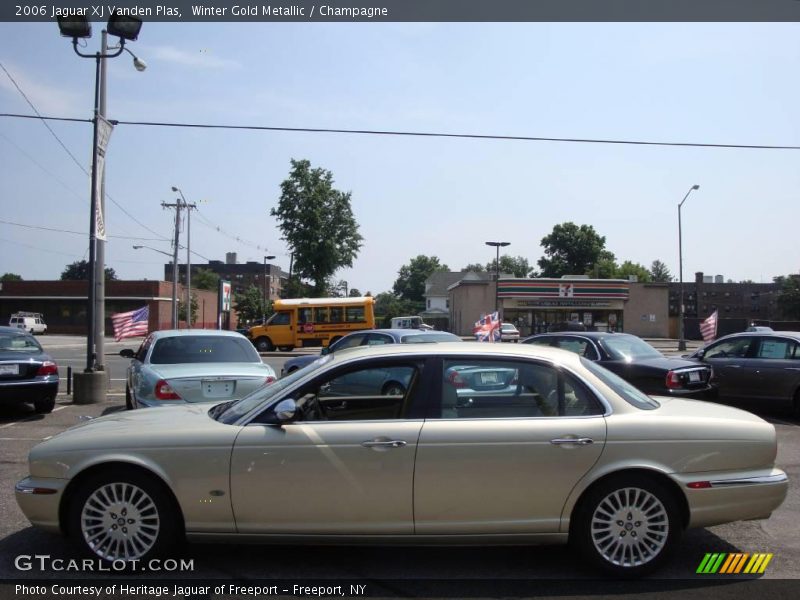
top-left (1, 20), bottom-right (799, 295)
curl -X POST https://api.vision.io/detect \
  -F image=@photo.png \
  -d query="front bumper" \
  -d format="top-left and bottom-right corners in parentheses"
top-left (15, 476), bottom-right (68, 533)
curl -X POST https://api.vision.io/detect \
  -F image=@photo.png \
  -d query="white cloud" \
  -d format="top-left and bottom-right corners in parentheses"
top-left (150, 46), bottom-right (242, 70)
top-left (0, 62), bottom-right (82, 115)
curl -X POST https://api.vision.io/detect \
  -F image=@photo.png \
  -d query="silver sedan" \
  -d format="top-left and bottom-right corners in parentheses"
top-left (16, 343), bottom-right (787, 577)
top-left (120, 330), bottom-right (276, 409)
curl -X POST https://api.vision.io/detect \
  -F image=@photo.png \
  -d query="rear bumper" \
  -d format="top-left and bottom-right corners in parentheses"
top-left (0, 379), bottom-right (58, 403)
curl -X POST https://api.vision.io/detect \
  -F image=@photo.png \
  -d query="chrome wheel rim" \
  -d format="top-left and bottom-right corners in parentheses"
top-left (590, 486), bottom-right (669, 568)
top-left (81, 482), bottom-right (160, 561)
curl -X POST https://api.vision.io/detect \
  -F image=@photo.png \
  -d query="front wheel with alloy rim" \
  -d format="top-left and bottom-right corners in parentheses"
top-left (69, 469), bottom-right (179, 564)
top-left (571, 475), bottom-right (681, 577)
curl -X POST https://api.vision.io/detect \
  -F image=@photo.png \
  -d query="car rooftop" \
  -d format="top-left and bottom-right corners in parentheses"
top-left (146, 329), bottom-right (249, 338)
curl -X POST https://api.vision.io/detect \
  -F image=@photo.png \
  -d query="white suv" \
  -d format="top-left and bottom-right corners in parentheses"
top-left (9, 313), bottom-right (47, 334)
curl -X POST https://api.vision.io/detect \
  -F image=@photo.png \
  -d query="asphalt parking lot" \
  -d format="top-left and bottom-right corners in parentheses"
top-left (1, 335), bottom-right (798, 596)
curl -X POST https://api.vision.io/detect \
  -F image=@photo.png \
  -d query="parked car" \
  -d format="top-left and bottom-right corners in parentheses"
top-left (500, 322), bottom-right (520, 342)
top-left (0, 326), bottom-right (58, 413)
top-left (8, 312), bottom-right (47, 334)
top-left (687, 331), bottom-right (800, 415)
top-left (120, 330), bottom-right (276, 409)
top-left (522, 332), bottom-right (712, 397)
top-left (281, 328), bottom-right (462, 376)
top-left (17, 343), bottom-right (787, 577)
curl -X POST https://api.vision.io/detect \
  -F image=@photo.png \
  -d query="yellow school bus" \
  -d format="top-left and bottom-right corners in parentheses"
top-left (248, 296), bottom-right (376, 352)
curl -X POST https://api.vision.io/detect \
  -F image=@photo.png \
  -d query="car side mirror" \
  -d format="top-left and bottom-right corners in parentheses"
top-left (264, 398), bottom-right (297, 425)
top-left (119, 349), bottom-right (135, 359)
top-left (695, 349), bottom-right (705, 359)
top-left (320, 347), bottom-right (330, 356)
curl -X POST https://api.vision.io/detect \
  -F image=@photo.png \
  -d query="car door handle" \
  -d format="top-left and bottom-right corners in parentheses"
top-left (550, 437), bottom-right (594, 446)
top-left (361, 439), bottom-right (407, 449)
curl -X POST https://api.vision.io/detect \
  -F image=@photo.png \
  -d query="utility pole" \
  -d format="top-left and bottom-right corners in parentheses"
top-left (171, 187), bottom-right (195, 327)
top-left (162, 201), bottom-right (182, 328)
top-left (93, 30), bottom-right (108, 376)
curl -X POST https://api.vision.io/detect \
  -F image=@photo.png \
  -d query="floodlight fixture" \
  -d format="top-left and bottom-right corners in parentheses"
top-left (57, 16), bottom-right (91, 39)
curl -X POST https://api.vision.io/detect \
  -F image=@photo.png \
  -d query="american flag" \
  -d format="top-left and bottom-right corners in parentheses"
top-left (699, 310), bottom-right (718, 343)
top-left (474, 311), bottom-right (501, 342)
top-left (112, 306), bottom-right (149, 342)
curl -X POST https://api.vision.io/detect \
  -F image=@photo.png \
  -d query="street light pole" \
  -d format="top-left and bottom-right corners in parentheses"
top-left (485, 241), bottom-right (510, 314)
top-left (678, 184), bottom-right (700, 351)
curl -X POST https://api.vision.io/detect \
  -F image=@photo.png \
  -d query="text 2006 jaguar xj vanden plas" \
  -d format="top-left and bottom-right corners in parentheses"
top-left (16, 343), bottom-right (788, 576)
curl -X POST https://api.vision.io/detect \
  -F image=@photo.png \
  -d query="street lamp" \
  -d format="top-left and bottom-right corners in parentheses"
top-left (133, 245), bottom-right (177, 328)
top-left (485, 241), bottom-right (510, 314)
top-left (678, 184), bottom-right (700, 351)
top-left (57, 11), bottom-right (143, 405)
top-left (263, 255), bottom-right (276, 323)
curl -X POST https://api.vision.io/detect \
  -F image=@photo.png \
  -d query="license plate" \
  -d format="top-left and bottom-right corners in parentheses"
top-left (480, 372), bottom-right (498, 384)
top-left (202, 380), bottom-right (234, 398)
top-left (689, 371), bottom-right (701, 382)
top-left (0, 364), bottom-right (19, 376)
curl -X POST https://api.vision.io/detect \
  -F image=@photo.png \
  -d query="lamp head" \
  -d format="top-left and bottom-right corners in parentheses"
top-left (57, 16), bottom-right (91, 39)
top-left (171, 186), bottom-right (179, 192)
top-left (107, 12), bottom-right (142, 41)
top-left (132, 56), bottom-right (147, 71)
top-left (132, 245), bottom-right (142, 250)
top-left (692, 184), bottom-right (700, 190)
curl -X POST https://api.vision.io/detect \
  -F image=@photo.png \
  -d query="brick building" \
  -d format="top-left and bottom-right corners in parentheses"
top-left (164, 252), bottom-right (287, 299)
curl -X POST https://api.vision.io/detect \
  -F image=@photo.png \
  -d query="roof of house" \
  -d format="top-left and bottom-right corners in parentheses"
top-left (425, 271), bottom-right (492, 297)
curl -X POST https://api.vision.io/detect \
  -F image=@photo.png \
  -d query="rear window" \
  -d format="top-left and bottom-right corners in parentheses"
top-left (0, 332), bottom-right (42, 352)
top-left (400, 333), bottom-right (461, 343)
top-left (150, 335), bottom-right (260, 364)
top-left (581, 357), bottom-right (659, 410)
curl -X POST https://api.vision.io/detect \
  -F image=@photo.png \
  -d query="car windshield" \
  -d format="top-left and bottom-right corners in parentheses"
top-left (400, 333), bottom-right (461, 343)
top-left (581, 357), bottom-right (659, 410)
top-left (501, 324), bottom-right (517, 331)
top-left (214, 355), bottom-right (332, 424)
top-left (150, 335), bottom-right (259, 364)
top-left (0, 332), bottom-right (42, 352)
top-left (599, 335), bottom-right (663, 361)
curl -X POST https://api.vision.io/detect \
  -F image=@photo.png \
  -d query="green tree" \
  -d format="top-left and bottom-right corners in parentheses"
top-left (650, 260), bottom-right (673, 282)
top-left (537, 223), bottom-right (610, 277)
top-left (775, 275), bottom-right (800, 319)
top-left (393, 255), bottom-right (449, 303)
top-left (178, 293), bottom-right (199, 324)
top-left (1, 273), bottom-right (22, 281)
top-left (488, 255), bottom-right (535, 278)
top-left (60, 260), bottom-right (117, 281)
top-left (270, 159), bottom-right (363, 296)
top-left (193, 268), bottom-right (219, 290)
top-left (461, 263), bottom-right (487, 273)
top-left (234, 285), bottom-right (271, 324)
top-left (348, 288), bottom-right (362, 297)
top-left (616, 260), bottom-right (652, 282)
top-left (589, 252), bottom-right (619, 279)
top-left (373, 292), bottom-right (417, 327)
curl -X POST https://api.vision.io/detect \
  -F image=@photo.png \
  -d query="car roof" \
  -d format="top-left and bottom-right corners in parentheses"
top-left (148, 329), bottom-right (248, 339)
top-left (714, 331), bottom-right (800, 341)
top-left (343, 328), bottom-right (459, 339)
top-left (526, 331), bottom-right (634, 340)
top-left (0, 326), bottom-right (32, 334)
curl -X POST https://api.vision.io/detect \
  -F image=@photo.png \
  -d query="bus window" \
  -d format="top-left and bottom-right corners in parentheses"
top-left (314, 308), bottom-right (329, 323)
top-left (330, 307), bottom-right (344, 323)
top-left (298, 308), bottom-right (313, 324)
top-left (268, 312), bottom-right (291, 326)
top-left (346, 306), bottom-right (365, 322)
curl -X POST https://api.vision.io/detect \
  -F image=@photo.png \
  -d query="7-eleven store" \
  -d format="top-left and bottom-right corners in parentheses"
top-left (498, 278), bottom-right (630, 336)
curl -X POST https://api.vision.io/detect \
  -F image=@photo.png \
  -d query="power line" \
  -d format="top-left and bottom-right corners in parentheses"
top-left (3, 111), bottom-right (800, 151)
top-left (0, 218), bottom-right (166, 241)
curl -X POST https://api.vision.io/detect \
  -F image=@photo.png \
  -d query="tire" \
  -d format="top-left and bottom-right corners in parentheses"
top-left (33, 394), bottom-right (56, 414)
top-left (29, 328), bottom-right (34, 335)
top-left (571, 474), bottom-right (681, 577)
top-left (278, 346), bottom-right (294, 352)
top-left (68, 469), bottom-right (179, 564)
top-left (125, 387), bottom-right (133, 410)
top-left (254, 337), bottom-right (274, 352)
top-left (382, 382), bottom-right (406, 396)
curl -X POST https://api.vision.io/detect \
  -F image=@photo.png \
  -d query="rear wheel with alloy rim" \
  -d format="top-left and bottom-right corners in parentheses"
top-left (33, 394), bottom-right (55, 414)
top-left (571, 475), bottom-right (681, 577)
top-left (69, 470), bottom-right (179, 563)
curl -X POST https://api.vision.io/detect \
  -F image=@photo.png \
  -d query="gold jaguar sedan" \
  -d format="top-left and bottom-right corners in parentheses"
top-left (16, 343), bottom-right (788, 577)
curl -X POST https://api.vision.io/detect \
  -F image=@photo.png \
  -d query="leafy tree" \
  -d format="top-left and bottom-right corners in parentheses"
top-left (616, 260), bottom-right (652, 282)
top-left (270, 159), bottom-right (363, 296)
top-left (193, 268), bottom-right (219, 290)
top-left (650, 260), bottom-right (673, 283)
top-left (348, 288), bottom-right (362, 297)
top-left (60, 260), bottom-right (117, 281)
top-left (776, 275), bottom-right (800, 319)
top-left (589, 252), bottom-right (619, 279)
top-left (537, 223), bottom-right (610, 278)
top-left (461, 263), bottom-right (487, 273)
top-left (393, 255), bottom-right (449, 303)
top-left (1, 273), bottom-right (22, 281)
top-left (178, 293), bottom-right (198, 324)
top-left (373, 292), bottom-right (418, 327)
top-left (233, 285), bottom-right (271, 324)
top-left (488, 255), bottom-right (535, 278)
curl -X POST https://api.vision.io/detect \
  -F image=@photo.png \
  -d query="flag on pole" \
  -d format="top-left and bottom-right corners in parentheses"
top-left (112, 306), bottom-right (149, 342)
top-left (474, 311), bottom-right (501, 342)
top-left (699, 310), bottom-right (718, 343)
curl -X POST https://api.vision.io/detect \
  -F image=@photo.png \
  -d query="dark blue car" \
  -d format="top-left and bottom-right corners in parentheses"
top-left (0, 326), bottom-right (59, 413)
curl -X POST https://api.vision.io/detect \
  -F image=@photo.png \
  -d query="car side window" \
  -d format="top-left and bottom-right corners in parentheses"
top-left (365, 333), bottom-right (394, 346)
top-left (756, 338), bottom-right (796, 360)
top-left (332, 333), bottom-right (367, 352)
top-left (525, 337), bottom-right (554, 347)
top-left (438, 359), bottom-right (602, 419)
top-left (135, 336), bottom-right (152, 362)
top-left (554, 336), bottom-right (599, 360)
top-left (704, 338), bottom-right (753, 359)
top-left (290, 361), bottom-right (421, 422)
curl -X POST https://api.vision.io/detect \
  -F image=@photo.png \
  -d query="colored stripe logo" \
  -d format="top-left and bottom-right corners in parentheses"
top-left (696, 553), bottom-right (774, 574)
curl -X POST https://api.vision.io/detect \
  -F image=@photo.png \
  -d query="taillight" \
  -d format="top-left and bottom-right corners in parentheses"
top-left (36, 361), bottom-right (58, 377)
top-left (154, 379), bottom-right (181, 400)
top-left (265, 375), bottom-right (276, 385)
top-left (447, 371), bottom-right (466, 388)
top-left (665, 370), bottom-right (682, 389)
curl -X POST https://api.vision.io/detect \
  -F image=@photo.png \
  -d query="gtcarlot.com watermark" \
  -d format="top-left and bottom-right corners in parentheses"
top-left (14, 554), bottom-right (194, 573)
